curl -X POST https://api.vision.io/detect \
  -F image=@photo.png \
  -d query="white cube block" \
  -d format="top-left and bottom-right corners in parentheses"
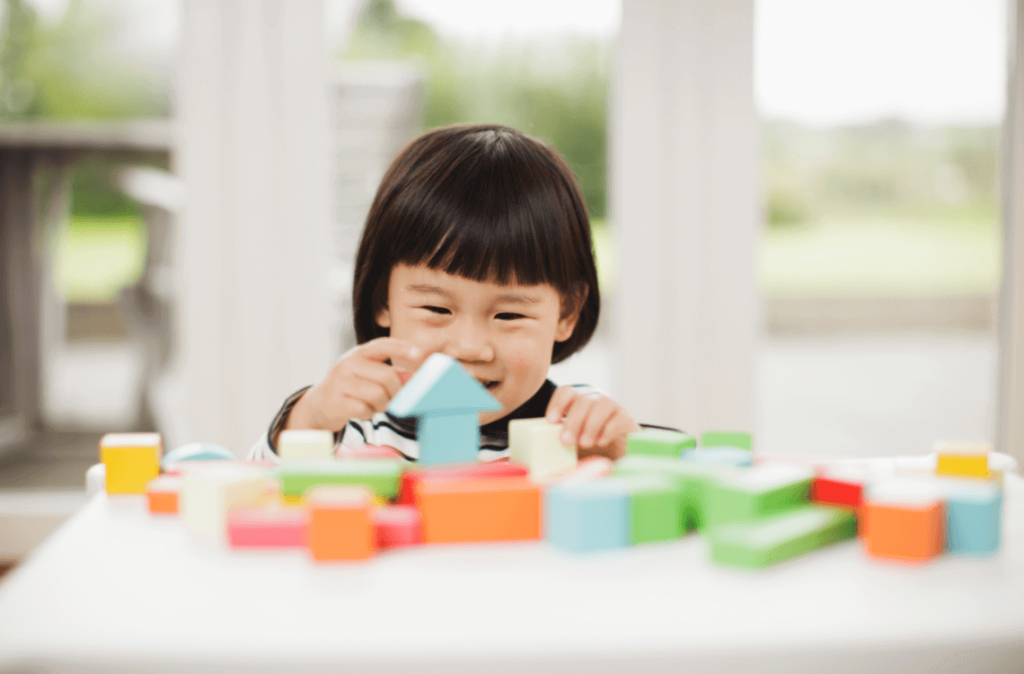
top-left (508, 418), bottom-right (577, 480)
top-left (180, 465), bottom-right (270, 538)
top-left (278, 429), bottom-right (336, 462)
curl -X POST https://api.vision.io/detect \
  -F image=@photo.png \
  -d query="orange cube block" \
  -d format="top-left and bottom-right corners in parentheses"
top-left (862, 480), bottom-right (945, 562)
top-left (307, 485), bottom-right (375, 561)
top-left (146, 476), bottom-right (182, 514)
top-left (417, 477), bottom-right (541, 544)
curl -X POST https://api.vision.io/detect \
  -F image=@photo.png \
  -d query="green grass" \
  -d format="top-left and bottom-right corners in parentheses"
top-left (761, 217), bottom-right (1001, 298)
top-left (55, 216), bottom-right (146, 303)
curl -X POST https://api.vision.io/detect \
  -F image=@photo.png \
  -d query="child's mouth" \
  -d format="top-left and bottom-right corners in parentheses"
top-left (480, 380), bottom-right (500, 390)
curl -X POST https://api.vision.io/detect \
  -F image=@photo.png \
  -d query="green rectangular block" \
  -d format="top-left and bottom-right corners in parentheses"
top-left (614, 475), bottom-right (685, 544)
top-left (706, 505), bottom-right (857, 568)
top-left (626, 428), bottom-right (697, 458)
top-left (700, 431), bottom-right (753, 451)
top-left (704, 465), bottom-right (814, 530)
top-left (279, 459), bottom-right (404, 499)
top-left (614, 455), bottom-right (735, 531)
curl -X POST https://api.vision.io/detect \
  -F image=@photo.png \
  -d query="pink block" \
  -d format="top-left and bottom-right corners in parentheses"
top-left (551, 456), bottom-right (614, 485)
top-left (373, 505), bottom-right (422, 548)
top-left (227, 507), bottom-right (308, 548)
top-left (336, 444), bottom-right (404, 460)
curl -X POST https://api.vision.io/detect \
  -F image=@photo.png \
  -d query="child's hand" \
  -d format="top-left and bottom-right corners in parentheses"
top-left (545, 386), bottom-right (640, 460)
top-left (285, 338), bottom-right (425, 434)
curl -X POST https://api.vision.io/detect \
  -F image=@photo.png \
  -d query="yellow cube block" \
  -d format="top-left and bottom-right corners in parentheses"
top-left (935, 441), bottom-right (991, 478)
top-left (100, 433), bottom-right (162, 494)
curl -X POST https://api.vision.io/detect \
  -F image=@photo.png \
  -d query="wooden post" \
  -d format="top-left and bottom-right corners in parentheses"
top-left (997, 0), bottom-right (1024, 464)
top-left (611, 0), bottom-right (760, 435)
top-left (176, 0), bottom-right (333, 453)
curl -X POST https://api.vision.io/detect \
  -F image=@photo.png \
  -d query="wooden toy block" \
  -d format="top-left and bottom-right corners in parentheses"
top-left (943, 480), bottom-right (1002, 555)
top-left (862, 479), bottom-right (944, 562)
top-left (227, 506), bottom-right (308, 548)
top-left (544, 479), bottom-right (630, 552)
top-left (811, 465), bottom-right (873, 508)
top-left (99, 433), bottom-right (162, 494)
top-left (278, 430), bottom-right (335, 463)
top-left (417, 477), bottom-right (541, 543)
top-left (307, 485), bottom-right (376, 561)
top-left (160, 442), bottom-right (234, 470)
top-left (614, 475), bottom-right (685, 544)
top-left (935, 441), bottom-right (991, 478)
top-left (700, 431), bottom-right (752, 451)
top-left (146, 476), bottom-right (182, 515)
top-left (388, 353), bottom-right (501, 465)
top-left (625, 428), bottom-right (696, 458)
top-left (681, 447), bottom-right (753, 467)
top-left (337, 444), bottom-right (403, 459)
top-left (614, 455), bottom-right (733, 530)
top-left (398, 461), bottom-right (528, 505)
top-left (180, 464), bottom-right (271, 538)
top-left (508, 418), bottom-right (578, 480)
top-left (704, 465), bottom-right (814, 530)
top-left (373, 505), bottom-right (422, 548)
top-left (707, 505), bottom-right (857, 569)
top-left (279, 459), bottom-right (404, 500)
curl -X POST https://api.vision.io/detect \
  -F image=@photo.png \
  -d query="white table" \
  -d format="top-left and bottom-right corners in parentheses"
top-left (0, 475), bottom-right (1022, 674)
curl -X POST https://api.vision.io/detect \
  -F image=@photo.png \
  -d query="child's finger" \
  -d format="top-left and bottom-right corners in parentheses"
top-left (559, 394), bottom-right (596, 448)
top-left (344, 377), bottom-right (393, 414)
top-left (339, 394), bottom-right (376, 421)
top-left (578, 397), bottom-right (618, 449)
top-left (348, 358), bottom-right (404, 399)
top-left (545, 386), bottom-right (579, 423)
top-left (357, 338), bottom-right (424, 368)
top-left (595, 409), bottom-right (635, 448)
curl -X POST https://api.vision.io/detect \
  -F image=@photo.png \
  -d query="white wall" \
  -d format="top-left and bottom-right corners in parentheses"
top-left (611, 0), bottom-right (760, 436)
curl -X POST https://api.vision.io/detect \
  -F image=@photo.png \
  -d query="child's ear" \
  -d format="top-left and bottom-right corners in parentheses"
top-left (375, 307), bottom-right (391, 329)
top-left (555, 285), bottom-right (587, 342)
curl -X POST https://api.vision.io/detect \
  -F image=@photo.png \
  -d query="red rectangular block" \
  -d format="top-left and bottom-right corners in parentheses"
top-left (812, 477), bottom-right (864, 507)
top-left (417, 477), bottom-right (541, 544)
top-left (398, 461), bottom-right (528, 505)
top-left (373, 505), bottom-right (422, 548)
top-left (227, 507), bottom-right (308, 548)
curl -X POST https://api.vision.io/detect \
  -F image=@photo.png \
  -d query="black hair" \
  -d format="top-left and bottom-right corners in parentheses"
top-left (353, 124), bottom-right (600, 364)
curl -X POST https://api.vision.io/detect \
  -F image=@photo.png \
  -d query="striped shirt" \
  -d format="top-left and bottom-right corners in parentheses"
top-left (247, 379), bottom-right (599, 464)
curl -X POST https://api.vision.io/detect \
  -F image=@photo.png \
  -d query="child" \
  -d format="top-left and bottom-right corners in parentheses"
top-left (249, 124), bottom-right (639, 463)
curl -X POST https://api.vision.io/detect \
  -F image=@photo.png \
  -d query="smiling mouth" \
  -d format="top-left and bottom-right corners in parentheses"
top-left (478, 380), bottom-right (500, 390)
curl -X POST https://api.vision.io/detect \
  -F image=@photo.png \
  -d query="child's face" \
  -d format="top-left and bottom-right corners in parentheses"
top-left (376, 263), bottom-right (578, 425)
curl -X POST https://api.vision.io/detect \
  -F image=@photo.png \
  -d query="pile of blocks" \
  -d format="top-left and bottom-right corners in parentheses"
top-left (95, 355), bottom-right (1008, 567)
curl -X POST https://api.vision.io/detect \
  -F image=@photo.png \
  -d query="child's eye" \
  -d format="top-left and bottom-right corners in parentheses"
top-left (495, 312), bottom-right (525, 321)
top-left (422, 306), bottom-right (451, 315)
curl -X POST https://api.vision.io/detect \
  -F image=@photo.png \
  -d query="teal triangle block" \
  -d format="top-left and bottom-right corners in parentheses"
top-left (388, 353), bottom-right (501, 417)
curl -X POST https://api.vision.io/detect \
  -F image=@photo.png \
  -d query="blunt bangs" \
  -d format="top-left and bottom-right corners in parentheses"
top-left (354, 124), bottom-right (601, 364)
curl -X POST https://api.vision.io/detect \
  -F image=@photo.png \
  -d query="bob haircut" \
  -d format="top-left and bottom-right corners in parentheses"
top-left (353, 124), bottom-right (600, 364)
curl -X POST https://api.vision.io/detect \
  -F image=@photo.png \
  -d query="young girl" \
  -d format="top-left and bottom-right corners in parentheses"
top-left (249, 124), bottom-right (639, 463)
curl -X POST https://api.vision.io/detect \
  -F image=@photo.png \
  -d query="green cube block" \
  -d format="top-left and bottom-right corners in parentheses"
top-left (614, 455), bottom-right (736, 531)
top-left (626, 428), bottom-right (697, 458)
top-left (700, 431), bottom-right (753, 451)
top-left (706, 505), bottom-right (857, 568)
top-left (614, 475), bottom-right (685, 544)
top-left (704, 465), bottom-right (814, 529)
top-left (279, 459), bottom-right (404, 499)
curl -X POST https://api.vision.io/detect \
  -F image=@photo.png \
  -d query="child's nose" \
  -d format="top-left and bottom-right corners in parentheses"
top-left (447, 319), bottom-right (495, 363)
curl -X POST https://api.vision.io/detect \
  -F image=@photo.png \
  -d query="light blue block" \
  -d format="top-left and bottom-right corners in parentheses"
top-left (681, 446), bottom-right (753, 467)
top-left (388, 354), bottom-right (501, 465)
top-left (161, 442), bottom-right (234, 470)
top-left (419, 414), bottom-right (480, 465)
top-left (545, 480), bottom-right (630, 553)
top-left (945, 484), bottom-right (1002, 555)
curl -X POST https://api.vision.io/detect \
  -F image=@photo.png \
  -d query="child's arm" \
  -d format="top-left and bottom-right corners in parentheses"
top-left (545, 386), bottom-right (641, 460)
top-left (277, 338), bottom-right (424, 443)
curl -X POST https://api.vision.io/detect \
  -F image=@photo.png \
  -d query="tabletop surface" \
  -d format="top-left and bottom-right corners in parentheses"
top-left (0, 119), bottom-right (172, 152)
top-left (0, 473), bottom-right (1022, 674)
